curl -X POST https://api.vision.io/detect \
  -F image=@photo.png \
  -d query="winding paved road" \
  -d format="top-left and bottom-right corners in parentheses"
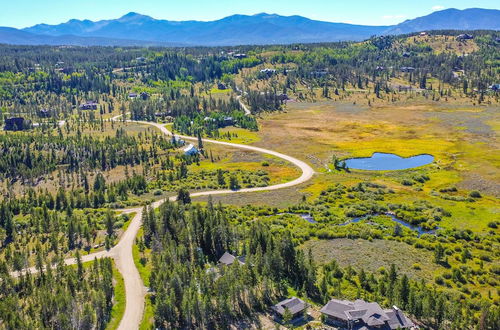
top-left (13, 113), bottom-right (314, 330)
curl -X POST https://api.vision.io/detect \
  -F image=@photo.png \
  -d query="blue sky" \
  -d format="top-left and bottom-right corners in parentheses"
top-left (2, 0), bottom-right (499, 28)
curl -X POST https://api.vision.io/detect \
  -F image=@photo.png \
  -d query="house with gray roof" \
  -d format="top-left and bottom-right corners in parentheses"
top-left (218, 252), bottom-right (245, 266)
top-left (272, 297), bottom-right (308, 320)
top-left (183, 144), bottom-right (199, 156)
top-left (320, 299), bottom-right (416, 329)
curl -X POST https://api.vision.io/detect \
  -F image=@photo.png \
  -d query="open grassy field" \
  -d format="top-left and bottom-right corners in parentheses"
top-left (303, 238), bottom-right (440, 281)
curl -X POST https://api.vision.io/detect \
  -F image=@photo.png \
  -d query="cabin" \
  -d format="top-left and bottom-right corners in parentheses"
top-left (79, 101), bottom-right (98, 110)
top-left (260, 68), bottom-right (276, 75)
top-left (233, 53), bottom-right (247, 59)
top-left (489, 84), bottom-right (500, 91)
top-left (419, 32), bottom-right (428, 36)
top-left (320, 299), bottom-right (416, 329)
top-left (183, 144), bottom-right (199, 156)
top-left (402, 52), bottom-right (411, 57)
top-left (222, 116), bottom-right (234, 126)
top-left (171, 136), bottom-right (185, 146)
top-left (140, 92), bottom-right (149, 100)
top-left (457, 34), bottom-right (473, 40)
top-left (218, 82), bottom-right (228, 90)
top-left (218, 252), bottom-right (245, 266)
top-left (400, 66), bottom-right (415, 73)
top-left (129, 93), bottom-right (138, 99)
top-left (4, 117), bottom-right (32, 131)
top-left (136, 57), bottom-right (146, 62)
top-left (154, 112), bottom-right (170, 118)
top-left (271, 297), bottom-right (308, 321)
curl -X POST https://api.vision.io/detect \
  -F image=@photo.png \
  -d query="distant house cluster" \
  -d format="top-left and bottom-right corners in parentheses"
top-left (79, 100), bottom-right (98, 110)
top-left (270, 297), bottom-right (416, 329)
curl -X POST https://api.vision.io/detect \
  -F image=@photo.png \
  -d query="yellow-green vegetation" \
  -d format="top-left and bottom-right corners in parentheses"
top-left (133, 228), bottom-right (152, 287)
top-left (106, 261), bottom-right (126, 330)
top-left (140, 296), bottom-right (155, 330)
top-left (216, 126), bottom-right (260, 144)
top-left (133, 228), bottom-right (154, 329)
top-left (303, 239), bottom-right (441, 281)
top-left (395, 34), bottom-right (480, 55)
top-left (249, 100), bottom-right (498, 232)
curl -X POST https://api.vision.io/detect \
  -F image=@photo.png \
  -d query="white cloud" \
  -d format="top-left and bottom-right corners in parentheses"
top-left (432, 5), bottom-right (445, 10)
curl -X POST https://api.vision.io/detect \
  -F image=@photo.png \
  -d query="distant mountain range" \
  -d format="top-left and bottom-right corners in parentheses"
top-left (0, 8), bottom-right (499, 47)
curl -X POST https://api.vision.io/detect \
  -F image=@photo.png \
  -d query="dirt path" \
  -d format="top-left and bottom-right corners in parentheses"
top-left (13, 113), bottom-right (314, 330)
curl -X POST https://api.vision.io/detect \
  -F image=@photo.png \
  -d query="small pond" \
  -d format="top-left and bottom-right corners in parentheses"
top-left (341, 213), bottom-right (437, 237)
top-left (273, 213), bottom-right (317, 223)
top-left (344, 152), bottom-right (434, 171)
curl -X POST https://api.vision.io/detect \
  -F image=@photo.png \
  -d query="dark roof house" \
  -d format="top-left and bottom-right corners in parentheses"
top-left (276, 93), bottom-right (289, 101)
top-left (272, 297), bottom-right (308, 319)
top-left (457, 34), bottom-right (474, 40)
top-left (4, 117), bottom-right (32, 131)
top-left (400, 67), bottom-right (415, 73)
top-left (79, 101), bottom-right (98, 110)
top-left (218, 82), bottom-right (228, 90)
top-left (140, 92), bottom-right (149, 100)
top-left (320, 299), bottom-right (416, 329)
top-left (222, 116), bottom-right (234, 126)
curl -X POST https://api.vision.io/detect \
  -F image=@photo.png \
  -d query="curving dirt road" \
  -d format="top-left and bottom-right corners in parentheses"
top-left (13, 114), bottom-right (314, 330)
top-left (114, 120), bottom-right (314, 329)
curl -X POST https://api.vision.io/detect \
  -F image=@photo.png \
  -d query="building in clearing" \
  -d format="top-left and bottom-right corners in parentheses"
top-left (218, 82), bottom-right (228, 90)
top-left (4, 117), bottom-right (32, 131)
top-left (489, 84), bottom-right (500, 91)
top-left (79, 101), bottom-right (98, 110)
top-left (272, 297), bottom-right (308, 321)
top-left (457, 34), bottom-right (473, 40)
top-left (218, 252), bottom-right (245, 266)
top-left (171, 135), bottom-right (185, 146)
top-left (183, 144), bottom-right (199, 156)
top-left (320, 299), bottom-right (416, 329)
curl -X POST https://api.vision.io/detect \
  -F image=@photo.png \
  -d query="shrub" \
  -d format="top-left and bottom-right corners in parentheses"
top-left (469, 190), bottom-right (482, 198)
top-left (412, 263), bottom-right (421, 270)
